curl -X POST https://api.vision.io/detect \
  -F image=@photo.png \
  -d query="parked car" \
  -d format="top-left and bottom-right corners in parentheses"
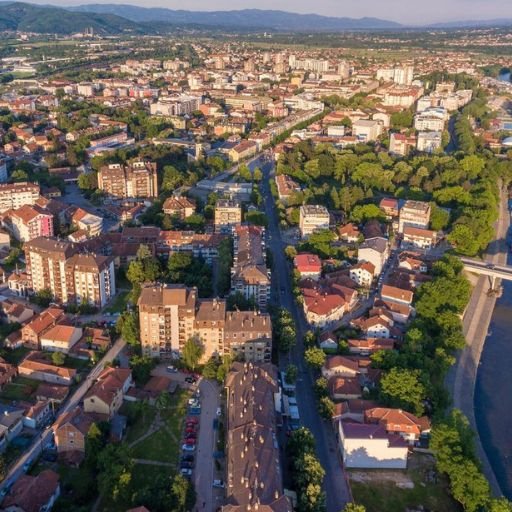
top-left (167, 366), bottom-right (178, 373)
top-left (186, 418), bottom-right (199, 424)
top-left (185, 376), bottom-right (197, 384)
top-left (181, 454), bottom-right (194, 463)
top-left (185, 427), bottom-right (197, 434)
top-left (182, 444), bottom-right (196, 452)
top-left (216, 407), bottom-right (222, 416)
top-left (213, 479), bottom-right (225, 488)
top-left (188, 398), bottom-right (199, 407)
top-left (180, 468), bottom-right (193, 477)
top-left (180, 461), bottom-right (194, 470)
top-left (184, 438), bottom-right (196, 445)
top-left (188, 407), bottom-right (201, 415)
top-left (185, 433), bottom-right (197, 440)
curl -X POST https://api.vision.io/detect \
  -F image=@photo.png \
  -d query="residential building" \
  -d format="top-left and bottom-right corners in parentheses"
top-left (0, 182), bottom-right (40, 214)
top-left (157, 231), bottom-right (224, 264)
top-left (357, 237), bottom-right (389, 275)
top-left (214, 199), bottom-right (242, 233)
top-left (0, 358), bottom-right (16, 391)
top-left (18, 351), bottom-right (77, 386)
top-left (228, 140), bottom-right (257, 163)
top-left (98, 161), bottom-right (158, 199)
top-left (3, 205), bottom-right (54, 242)
top-left (2, 469), bottom-right (60, 512)
top-left (302, 288), bottom-right (347, 328)
top-left (417, 131), bottom-right (442, 153)
top-left (414, 113), bottom-right (445, 131)
top-left (338, 223), bottom-right (360, 243)
top-left (138, 284), bottom-right (272, 361)
top-left (231, 225), bottom-right (271, 309)
top-left (322, 355), bottom-right (361, 380)
top-left (337, 421), bottom-right (409, 469)
top-left (21, 307), bottom-right (67, 350)
top-left (299, 205), bottom-right (330, 238)
top-left (0, 404), bottom-right (23, 452)
top-left (40, 325), bottom-right (83, 354)
top-left (347, 337), bottom-right (395, 355)
top-left (379, 197), bottom-right (399, 219)
top-left (24, 238), bottom-right (116, 307)
top-left (71, 208), bottom-right (103, 237)
top-left (350, 261), bottom-right (376, 288)
top-left (352, 119), bottom-right (382, 142)
top-left (53, 407), bottom-right (94, 459)
top-left (274, 174), bottom-right (300, 203)
top-left (329, 376), bottom-right (362, 400)
top-left (150, 95), bottom-right (201, 116)
top-left (294, 253), bottom-right (322, 279)
top-left (376, 66), bottom-right (414, 85)
top-left (223, 362), bottom-right (292, 512)
top-left (398, 200), bottom-right (431, 233)
top-left (402, 226), bottom-right (437, 250)
top-left (162, 196), bottom-right (196, 219)
top-left (84, 367), bottom-right (132, 419)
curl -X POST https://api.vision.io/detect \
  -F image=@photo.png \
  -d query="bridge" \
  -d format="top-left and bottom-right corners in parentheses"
top-left (460, 257), bottom-right (512, 290)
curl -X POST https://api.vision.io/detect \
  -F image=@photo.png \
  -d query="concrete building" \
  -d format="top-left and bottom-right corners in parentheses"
top-left (398, 200), bottom-right (431, 233)
top-left (231, 225), bottom-right (270, 309)
top-left (0, 182), bottom-right (40, 213)
top-left (416, 131), bottom-right (442, 153)
top-left (4, 204), bottom-right (54, 242)
top-left (223, 362), bottom-right (292, 512)
top-left (98, 161), bottom-right (158, 199)
top-left (150, 94), bottom-right (201, 116)
top-left (352, 119), bottom-right (383, 142)
top-left (357, 237), bottom-right (390, 276)
top-left (214, 199), bottom-right (242, 233)
top-left (162, 196), bottom-right (196, 219)
top-left (299, 205), bottom-right (330, 238)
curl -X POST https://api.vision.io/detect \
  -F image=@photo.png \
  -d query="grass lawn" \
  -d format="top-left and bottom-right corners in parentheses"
top-left (104, 291), bottom-right (129, 314)
top-left (128, 389), bottom-right (189, 464)
top-left (121, 402), bottom-right (157, 445)
top-left (131, 463), bottom-right (174, 487)
top-left (63, 356), bottom-right (92, 372)
top-left (1, 347), bottom-right (30, 365)
top-left (0, 376), bottom-right (40, 403)
top-left (349, 454), bottom-right (461, 512)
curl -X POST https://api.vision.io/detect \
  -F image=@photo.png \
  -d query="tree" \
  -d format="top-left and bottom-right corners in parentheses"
top-left (318, 396), bottom-right (335, 419)
top-left (314, 377), bottom-right (328, 398)
top-left (10, 169), bottom-right (29, 182)
top-left (32, 288), bottom-right (53, 307)
top-left (170, 474), bottom-right (196, 512)
top-left (182, 338), bottom-right (204, 371)
top-left (117, 312), bottom-right (140, 346)
top-left (253, 167), bottom-right (263, 182)
top-left (78, 172), bottom-right (97, 190)
top-left (304, 347), bottom-right (326, 370)
top-left (285, 364), bottom-right (298, 385)
top-left (130, 355), bottom-right (156, 385)
top-left (379, 368), bottom-right (425, 416)
top-left (97, 445), bottom-right (134, 505)
top-left (51, 351), bottom-right (65, 366)
top-left (285, 246), bottom-right (297, 260)
top-left (342, 505), bottom-right (366, 512)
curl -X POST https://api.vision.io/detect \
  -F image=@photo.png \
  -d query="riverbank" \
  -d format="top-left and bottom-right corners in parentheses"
top-left (447, 182), bottom-right (509, 497)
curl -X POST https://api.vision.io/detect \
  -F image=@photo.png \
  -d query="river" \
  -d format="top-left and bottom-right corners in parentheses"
top-left (475, 224), bottom-right (512, 498)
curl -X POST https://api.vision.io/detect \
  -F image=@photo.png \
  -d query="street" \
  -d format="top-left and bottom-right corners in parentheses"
top-left (260, 161), bottom-right (352, 511)
top-left (0, 337), bottom-right (127, 493)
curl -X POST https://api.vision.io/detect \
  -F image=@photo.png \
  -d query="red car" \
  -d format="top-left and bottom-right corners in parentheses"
top-left (186, 418), bottom-right (199, 425)
top-left (185, 433), bottom-right (197, 440)
top-left (184, 439), bottom-right (196, 446)
top-left (185, 427), bottom-right (197, 434)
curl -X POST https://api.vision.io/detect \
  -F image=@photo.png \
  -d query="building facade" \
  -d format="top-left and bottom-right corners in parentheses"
top-left (98, 161), bottom-right (158, 199)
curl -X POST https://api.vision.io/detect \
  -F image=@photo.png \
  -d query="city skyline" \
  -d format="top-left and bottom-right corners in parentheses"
top-left (21, 0), bottom-right (512, 25)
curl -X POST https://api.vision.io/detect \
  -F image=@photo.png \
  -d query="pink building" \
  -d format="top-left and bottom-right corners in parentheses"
top-left (4, 205), bottom-right (53, 242)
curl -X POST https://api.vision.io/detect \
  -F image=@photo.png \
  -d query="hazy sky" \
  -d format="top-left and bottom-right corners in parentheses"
top-left (29, 0), bottom-right (512, 24)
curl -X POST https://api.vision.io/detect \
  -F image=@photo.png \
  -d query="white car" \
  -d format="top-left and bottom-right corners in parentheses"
top-left (216, 407), bottom-right (222, 416)
top-left (213, 479), bottom-right (225, 488)
top-left (182, 443), bottom-right (196, 452)
top-left (180, 468), bottom-right (193, 477)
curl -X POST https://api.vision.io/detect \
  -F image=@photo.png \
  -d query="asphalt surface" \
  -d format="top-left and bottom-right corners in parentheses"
top-left (260, 162), bottom-right (352, 511)
top-left (0, 337), bottom-right (127, 494)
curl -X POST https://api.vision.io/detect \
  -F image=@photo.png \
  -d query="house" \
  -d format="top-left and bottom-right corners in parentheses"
top-left (2, 469), bottom-right (60, 512)
top-left (319, 331), bottom-right (337, 350)
top-left (379, 197), bottom-right (399, 218)
top-left (302, 288), bottom-right (346, 328)
top-left (275, 174), bottom-right (300, 203)
top-left (338, 223), bottom-right (360, 243)
top-left (0, 358), bottom-right (17, 390)
top-left (22, 400), bottom-right (52, 429)
top-left (7, 272), bottom-right (31, 298)
top-left (0, 404), bottom-right (24, 452)
top-left (349, 261), bottom-right (375, 288)
top-left (162, 196), bottom-right (196, 219)
top-left (18, 351), bottom-right (77, 386)
top-left (381, 284), bottom-right (413, 306)
top-left (322, 355), bottom-right (360, 379)
top-left (36, 383), bottom-right (69, 404)
top-left (364, 407), bottom-right (431, 445)
top-left (0, 299), bottom-right (34, 324)
top-left (337, 421), bottom-right (409, 469)
top-left (294, 253), bottom-right (322, 280)
top-left (83, 367), bottom-right (133, 419)
top-left (402, 226), bottom-right (437, 250)
top-left (353, 313), bottom-right (395, 339)
top-left (357, 237), bottom-right (389, 275)
top-left (40, 325), bottom-right (83, 353)
top-left (347, 338), bottom-right (395, 356)
top-left (328, 376), bottom-right (362, 400)
top-left (333, 399), bottom-right (379, 423)
top-left (71, 208), bottom-right (103, 237)
top-left (21, 308), bottom-right (66, 350)
top-left (399, 252), bottom-right (428, 273)
top-left (53, 407), bottom-right (94, 461)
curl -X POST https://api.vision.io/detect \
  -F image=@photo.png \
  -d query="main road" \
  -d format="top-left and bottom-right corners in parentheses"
top-left (447, 182), bottom-right (509, 496)
top-left (259, 160), bottom-right (351, 511)
top-left (0, 337), bottom-right (127, 494)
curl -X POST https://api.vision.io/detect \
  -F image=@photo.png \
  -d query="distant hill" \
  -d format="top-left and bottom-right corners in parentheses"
top-left (428, 18), bottom-right (512, 28)
top-left (69, 4), bottom-right (402, 31)
top-left (0, 1), bottom-right (146, 34)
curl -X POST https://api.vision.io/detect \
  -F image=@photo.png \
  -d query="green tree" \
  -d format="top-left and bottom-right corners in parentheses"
top-left (130, 355), bottom-right (156, 385)
top-left (51, 351), bottom-right (65, 366)
top-left (285, 246), bottom-right (298, 259)
top-left (117, 312), bottom-right (140, 346)
top-left (342, 505), bottom-right (366, 512)
top-left (32, 288), bottom-right (53, 307)
top-left (379, 368), bottom-right (425, 416)
top-left (304, 347), bottom-right (326, 370)
top-left (285, 364), bottom-right (298, 385)
top-left (318, 396), bottom-right (335, 419)
top-left (77, 172), bottom-right (97, 190)
top-left (182, 338), bottom-right (204, 371)
top-left (97, 444), bottom-right (134, 505)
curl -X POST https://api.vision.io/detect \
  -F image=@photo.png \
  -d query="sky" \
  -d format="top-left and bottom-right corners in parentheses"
top-left (23, 0), bottom-right (512, 24)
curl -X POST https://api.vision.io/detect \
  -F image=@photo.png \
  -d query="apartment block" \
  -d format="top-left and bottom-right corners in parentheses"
top-left (231, 225), bottom-right (271, 310)
top-left (417, 131), bottom-right (442, 153)
top-left (223, 362), bottom-right (292, 512)
top-left (0, 182), bottom-right (40, 213)
top-left (214, 199), bottom-right (242, 233)
top-left (398, 200), bottom-right (431, 233)
top-left (299, 204), bottom-right (330, 238)
top-left (138, 284), bottom-right (272, 361)
top-left (4, 204), bottom-right (54, 242)
top-left (98, 161), bottom-right (158, 199)
top-left (24, 237), bottom-right (116, 307)
top-left (352, 119), bottom-right (383, 142)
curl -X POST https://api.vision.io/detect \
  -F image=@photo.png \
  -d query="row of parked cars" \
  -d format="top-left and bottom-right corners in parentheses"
top-left (180, 390), bottom-right (202, 478)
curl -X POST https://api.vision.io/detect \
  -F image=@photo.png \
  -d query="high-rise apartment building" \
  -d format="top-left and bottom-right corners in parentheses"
top-left (137, 284), bottom-right (271, 361)
top-left (299, 205), bottom-right (330, 238)
top-left (98, 161), bottom-right (158, 199)
top-left (0, 182), bottom-right (40, 213)
top-left (24, 237), bottom-right (116, 307)
top-left (398, 200), bottom-right (432, 233)
top-left (214, 200), bottom-right (242, 233)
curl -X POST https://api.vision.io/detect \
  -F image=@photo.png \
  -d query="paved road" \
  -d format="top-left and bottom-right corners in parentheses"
top-left (0, 337), bottom-right (127, 494)
top-left (260, 164), bottom-right (351, 511)
top-left (447, 182), bottom-right (509, 496)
